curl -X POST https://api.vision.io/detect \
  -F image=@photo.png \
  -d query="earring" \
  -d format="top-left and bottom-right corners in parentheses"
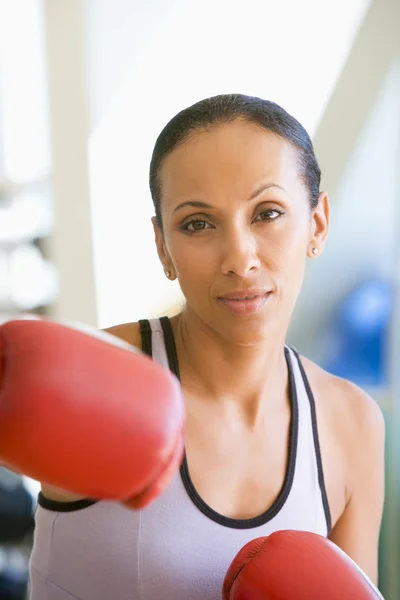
top-left (165, 269), bottom-right (172, 279)
top-left (311, 248), bottom-right (319, 256)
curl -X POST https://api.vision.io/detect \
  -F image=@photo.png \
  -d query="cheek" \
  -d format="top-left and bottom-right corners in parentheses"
top-left (259, 221), bottom-right (308, 266)
top-left (257, 223), bottom-right (308, 301)
top-left (168, 235), bottom-right (218, 290)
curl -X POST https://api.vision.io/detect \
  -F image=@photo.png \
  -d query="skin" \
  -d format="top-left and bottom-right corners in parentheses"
top-left (42, 119), bottom-right (385, 585)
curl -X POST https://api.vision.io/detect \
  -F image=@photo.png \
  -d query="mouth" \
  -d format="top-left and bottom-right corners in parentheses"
top-left (217, 289), bottom-right (272, 316)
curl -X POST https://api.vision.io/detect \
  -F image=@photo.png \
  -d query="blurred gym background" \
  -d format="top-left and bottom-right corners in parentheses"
top-left (0, 0), bottom-right (399, 598)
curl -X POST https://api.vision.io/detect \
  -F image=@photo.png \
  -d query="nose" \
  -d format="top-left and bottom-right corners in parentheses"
top-left (220, 227), bottom-right (261, 277)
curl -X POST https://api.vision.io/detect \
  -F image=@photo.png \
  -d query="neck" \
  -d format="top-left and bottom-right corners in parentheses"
top-left (171, 309), bottom-right (289, 413)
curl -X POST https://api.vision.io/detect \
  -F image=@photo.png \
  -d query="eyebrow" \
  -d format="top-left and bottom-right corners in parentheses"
top-left (172, 183), bottom-right (286, 214)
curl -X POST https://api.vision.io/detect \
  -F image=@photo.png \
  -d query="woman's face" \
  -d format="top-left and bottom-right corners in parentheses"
top-left (154, 119), bottom-right (329, 345)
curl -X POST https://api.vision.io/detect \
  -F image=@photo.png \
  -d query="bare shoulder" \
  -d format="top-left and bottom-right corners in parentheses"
top-left (41, 321), bottom-right (142, 503)
top-left (301, 355), bottom-right (385, 436)
top-left (103, 321), bottom-right (142, 349)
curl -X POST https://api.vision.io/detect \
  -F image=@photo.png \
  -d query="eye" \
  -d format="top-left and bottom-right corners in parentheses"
top-left (254, 208), bottom-right (284, 222)
top-left (181, 218), bottom-right (212, 232)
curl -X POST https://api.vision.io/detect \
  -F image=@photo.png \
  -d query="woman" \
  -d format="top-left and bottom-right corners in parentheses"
top-left (30, 94), bottom-right (385, 599)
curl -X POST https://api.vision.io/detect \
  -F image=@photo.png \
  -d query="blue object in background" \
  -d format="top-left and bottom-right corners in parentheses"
top-left (323, 279), bottom-right (393, 387)
top-left (0, 549), bottom-right (28, 600)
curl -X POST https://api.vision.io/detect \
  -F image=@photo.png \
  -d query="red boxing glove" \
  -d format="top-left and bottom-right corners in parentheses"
top-left (0, 318), bottom-right (184, 508)
top-left (223, 530), bottom-right (384, 600)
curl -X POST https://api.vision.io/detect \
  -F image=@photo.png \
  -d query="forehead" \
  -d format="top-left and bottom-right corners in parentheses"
top-left (159, 119), bottom-right (303, 204)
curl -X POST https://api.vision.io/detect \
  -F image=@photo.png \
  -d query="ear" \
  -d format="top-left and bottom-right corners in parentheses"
top-left (151, 217), bottom-right (175, 277)
top-left (307, 192), bottom-right (330, 258)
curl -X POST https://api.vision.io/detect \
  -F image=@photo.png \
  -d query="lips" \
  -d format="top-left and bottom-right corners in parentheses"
top-left (218, 288), bottom-right (270, 300)
top-left (217, 289), bottom-right (271, 316)
top-left (225, 294), bottom-right (258, 300)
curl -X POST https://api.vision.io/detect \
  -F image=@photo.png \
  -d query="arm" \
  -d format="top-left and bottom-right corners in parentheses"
top-left (329, 383), bottom-right (385, 586)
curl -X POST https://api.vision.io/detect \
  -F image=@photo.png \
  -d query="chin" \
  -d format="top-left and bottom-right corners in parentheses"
top-left (213, 315), bottom-right (277, 347)
top-left (182, 302), bottom-right (285, 346)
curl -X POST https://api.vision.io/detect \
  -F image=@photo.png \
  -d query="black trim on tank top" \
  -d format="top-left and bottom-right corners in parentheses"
top-left (139, 319), bottom-right (153, 357)
top-left (160, 317), bottom-right (181, 378)
top-left (37, 493), bottom-right (97, 512)
top-left (290, 348), bottom-right (332, 535)
top-left (159, 317), bottom-right (300, 530)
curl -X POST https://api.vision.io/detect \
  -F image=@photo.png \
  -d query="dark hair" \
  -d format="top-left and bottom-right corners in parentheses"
top-left (149, 94), bottom-right (321, 228)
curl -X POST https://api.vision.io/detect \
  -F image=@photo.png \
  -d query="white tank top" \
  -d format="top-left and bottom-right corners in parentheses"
top-left (29, 317), bottom-right (331, 600)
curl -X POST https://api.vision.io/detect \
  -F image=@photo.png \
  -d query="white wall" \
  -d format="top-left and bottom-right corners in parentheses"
top-left (43, 0), bottom-right (98, 325)
top-left (84, 0), bottom-right (371, 327)
top-left (0, 0), bottom-right (50, 184)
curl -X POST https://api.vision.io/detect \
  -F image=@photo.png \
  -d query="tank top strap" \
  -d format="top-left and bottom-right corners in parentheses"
top-left (285, 346), bottom-right (332, 535)
top-left (139, 318), bottom-right (170, 370)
